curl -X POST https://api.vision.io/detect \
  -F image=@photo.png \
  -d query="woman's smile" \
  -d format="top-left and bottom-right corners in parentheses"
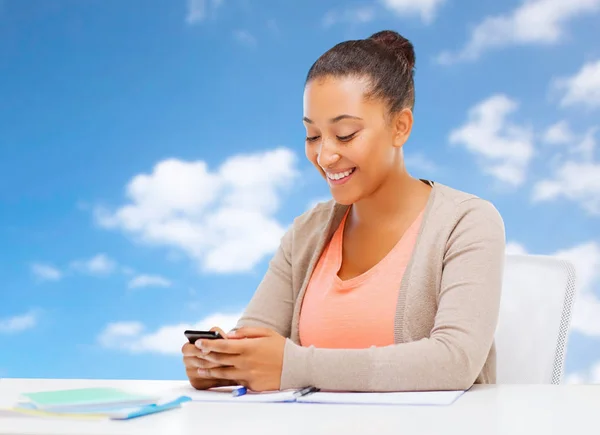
top-left (325, 167), bottom-right (356, 185)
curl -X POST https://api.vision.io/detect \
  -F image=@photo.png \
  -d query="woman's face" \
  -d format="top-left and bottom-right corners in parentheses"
top-left (303, 75), bottom-right (411, 205)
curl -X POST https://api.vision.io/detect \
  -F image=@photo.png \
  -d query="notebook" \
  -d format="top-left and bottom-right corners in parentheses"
top-left (8, 396), bottom-right (191, 420)
top-left (20, 387), bottom-right (158, 412)
top-left (184, 387), bottom-right (299, 403)
top-left (183, 386), bottom-right (465, 406)
top-left (6, 387), bottom-right (191, 421)
top-left (295, 390), bottom-right (465, 406)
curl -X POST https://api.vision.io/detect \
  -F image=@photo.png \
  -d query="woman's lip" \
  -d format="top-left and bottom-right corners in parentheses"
top-left (327, 168), bottom-right (356, 185)
top-left (324, 167), bottom-right (357, 178)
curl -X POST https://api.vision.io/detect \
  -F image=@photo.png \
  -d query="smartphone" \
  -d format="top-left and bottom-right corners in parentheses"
top-left (184, 329), bottom-right (223, 344)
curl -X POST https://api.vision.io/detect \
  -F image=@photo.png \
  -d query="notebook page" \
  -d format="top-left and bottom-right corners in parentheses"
top-left (296, 390), bottom-right (465, 406)
top-left (183, 388), bottom-right (298, 403)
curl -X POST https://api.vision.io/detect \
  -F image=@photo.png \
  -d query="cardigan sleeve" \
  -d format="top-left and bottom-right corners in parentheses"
top-left (279, 198), bottom-right (506, 392)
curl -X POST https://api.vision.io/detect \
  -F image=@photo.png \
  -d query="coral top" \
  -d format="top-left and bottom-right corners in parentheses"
top-left (299, 208), bottom-right (424, 349)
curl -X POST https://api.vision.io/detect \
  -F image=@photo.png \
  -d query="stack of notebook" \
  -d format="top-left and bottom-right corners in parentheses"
top-left (6, 387), bottom-right (190, 420)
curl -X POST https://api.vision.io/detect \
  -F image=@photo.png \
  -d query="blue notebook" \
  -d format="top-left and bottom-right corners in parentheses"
top-left (11, 396), bottom-right (192, 420)
top-left (11, 386), bottom-right (192, 420)
top-left (20, 387), bottom-right (158, 411)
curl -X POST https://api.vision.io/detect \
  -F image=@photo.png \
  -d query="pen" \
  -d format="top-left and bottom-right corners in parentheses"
top-left (232, 386), bottom-right (247, 397)
top-left (294, 386), bottom-right (319, 397)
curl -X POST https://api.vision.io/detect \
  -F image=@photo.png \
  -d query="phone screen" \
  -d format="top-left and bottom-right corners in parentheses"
top-left (184, 330), bottom-right (223, 344)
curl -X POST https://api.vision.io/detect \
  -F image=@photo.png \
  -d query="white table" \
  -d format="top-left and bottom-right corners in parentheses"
top-left (1, 378), bottom-right (598, 435)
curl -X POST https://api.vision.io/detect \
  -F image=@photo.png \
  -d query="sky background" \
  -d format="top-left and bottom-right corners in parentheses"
top-left (1, 0), bottom-right (600, 383)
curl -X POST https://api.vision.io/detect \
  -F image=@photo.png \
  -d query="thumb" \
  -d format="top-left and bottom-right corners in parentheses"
top-left (227, 327), bottom-right (273, 339)
top-left (210, 326), bottom-right (228, 339)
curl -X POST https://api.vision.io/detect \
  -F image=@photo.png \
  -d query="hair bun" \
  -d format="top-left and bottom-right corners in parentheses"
top-left (368, 30), bottom-right (415, 70)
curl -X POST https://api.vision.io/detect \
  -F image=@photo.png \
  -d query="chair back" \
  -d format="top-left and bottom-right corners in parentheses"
top-left (495, 254), bottom-right (576, 384)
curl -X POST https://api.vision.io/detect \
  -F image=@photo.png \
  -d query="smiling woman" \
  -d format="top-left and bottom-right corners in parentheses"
top-left (181, 30), bottom-right (506, 393)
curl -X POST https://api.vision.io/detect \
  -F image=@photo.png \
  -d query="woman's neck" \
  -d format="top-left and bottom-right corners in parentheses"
top-left (350, 170), bottom-right (431, 229)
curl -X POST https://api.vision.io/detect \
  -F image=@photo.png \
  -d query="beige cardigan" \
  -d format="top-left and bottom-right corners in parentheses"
top-left (235, 181), bottom-right (506, 392)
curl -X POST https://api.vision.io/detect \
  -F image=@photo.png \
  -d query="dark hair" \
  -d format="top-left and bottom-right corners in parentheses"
top-left (305, 30), bottom-right (416, 113)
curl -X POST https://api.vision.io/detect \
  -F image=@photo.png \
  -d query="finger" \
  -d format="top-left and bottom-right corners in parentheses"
top-left (198, 366), bottom-right (243, 381)
top-left (183, 356), bottom-right (224, 370)
top-left (197, 338), bottom-right (244, 355)
top-left (192, 328), bottom-right (228, 354)
top-left (185, 367), bottom-right (224, 390)
top-left (210, 326), bottom-right (228, 339)
top-left (227, 327), bottom-right (273, 339)
top-left (201, 352), bottom-right (239, 367)
top-left (182, 343), bottom-right (204, 358)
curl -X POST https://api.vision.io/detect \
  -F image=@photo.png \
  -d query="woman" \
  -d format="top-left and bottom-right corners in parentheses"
top-left (182, 30), bottom-right (505, 393)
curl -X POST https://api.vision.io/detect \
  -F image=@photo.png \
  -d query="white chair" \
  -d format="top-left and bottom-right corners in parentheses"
top-left (495, 254), bottom-right (577, 384)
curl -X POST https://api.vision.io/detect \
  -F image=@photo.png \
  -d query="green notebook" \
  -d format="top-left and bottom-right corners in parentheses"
top-left (21, 387), bottom-right (157, 411)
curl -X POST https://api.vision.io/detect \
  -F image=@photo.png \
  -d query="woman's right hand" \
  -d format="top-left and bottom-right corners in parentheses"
top-left (182, 327), bottom-right (236, 390)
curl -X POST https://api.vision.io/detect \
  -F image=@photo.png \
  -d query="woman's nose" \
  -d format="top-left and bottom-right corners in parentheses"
top-left (316, 140), bottom-right (341, 169)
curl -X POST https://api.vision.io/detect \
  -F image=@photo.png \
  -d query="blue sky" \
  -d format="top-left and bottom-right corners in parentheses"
top-left (1, 0), bottom-right (600, 383)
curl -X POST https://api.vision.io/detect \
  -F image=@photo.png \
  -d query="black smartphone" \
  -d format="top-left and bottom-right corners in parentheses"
top-left (184, 329), bottom-right (223, 344)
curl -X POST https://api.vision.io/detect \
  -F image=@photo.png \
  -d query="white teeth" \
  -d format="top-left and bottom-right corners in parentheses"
top-left (327, 168), bottom-right (354, 180)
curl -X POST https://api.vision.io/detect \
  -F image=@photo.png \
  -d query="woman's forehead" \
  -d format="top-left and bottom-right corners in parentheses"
top-left (303, 76), bottom-right (380, 121)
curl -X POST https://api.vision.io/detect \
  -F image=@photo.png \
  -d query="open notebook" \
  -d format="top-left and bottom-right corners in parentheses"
top-left (181, 386), bottom-right (466, 406)
top-left (297, 390), bottom-right (466, 406)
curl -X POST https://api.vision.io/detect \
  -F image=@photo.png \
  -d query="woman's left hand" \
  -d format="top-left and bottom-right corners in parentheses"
top-left (194, 327), bottom-right (286, 392)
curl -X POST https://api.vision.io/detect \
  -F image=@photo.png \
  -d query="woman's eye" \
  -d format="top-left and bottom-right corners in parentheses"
top-left (337, 132), bottom-right (357, 142)
top-left (306, 135), bottom-right (320, 142)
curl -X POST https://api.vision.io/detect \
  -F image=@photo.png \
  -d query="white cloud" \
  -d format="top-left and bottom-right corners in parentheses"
top-left (543, 120), bottom-right (575, 145)
top-left (186, 0), bottom-right (223, 24)
top-left (98, 322), bottom-right (144, 349)
top-left (322, 6), bottom-right (375, 28)
top-left (186, 0), bottom-right (205, 23)
top-left (306, 197), bottom-right (331, 212)
top-left (0, 310), bottom-right (38, 334)
top-left (98, 312), bottom-right (242, 355)
top-left (533, 161), bottom-right (600, 214)
top-left (121, 266), bottom-right (136, 276)
top-left (128, 274), bottom-right (172, 289)
top-left (31, 263), bottom-right (62, 282)
top-left (506, 241), bottom-right (527, 255)
top-left (233, 30), bottom-right (257, 47)
top-left (70, 253), bottom-right (116, 276)
top-left (381, 0), bottom-right (446, 24)
top-left (554, 59), bottom-right (600, 110)
top-left (566, 361), bottom-right (600, 384)
top-left (532, 128), bottom-right (600, 215)
top-left (577, 127), bottom-right (599, 162)
top-left (95, 148), bottom-right (299, 274)
top-left (512, 241), bottom-right (600, 338)
top-left (437, 0), bottom-right (600, 64)
top-left (404, 153), bottom-right (438, 174)
top-left (267, 19), bottom-right (279, 34)
top-left (449, 94), bottom-right (535, 186)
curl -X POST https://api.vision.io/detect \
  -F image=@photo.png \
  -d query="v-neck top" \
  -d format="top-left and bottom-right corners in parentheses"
top-left (298, 207), bottom-right (425, 349)
top-left (234, 180), bottom-right (506, 392)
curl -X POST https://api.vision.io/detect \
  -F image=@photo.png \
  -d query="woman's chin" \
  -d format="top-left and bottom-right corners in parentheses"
top-left (330, 192), bottom-right (358, 206)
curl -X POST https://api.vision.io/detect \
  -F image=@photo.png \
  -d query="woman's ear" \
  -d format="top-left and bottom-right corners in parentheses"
top-left (392, 108), bottom-right (413, 148)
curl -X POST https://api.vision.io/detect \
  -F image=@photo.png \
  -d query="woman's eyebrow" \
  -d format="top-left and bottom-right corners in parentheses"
top-left (303, 114), bottom-right (363, 124)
